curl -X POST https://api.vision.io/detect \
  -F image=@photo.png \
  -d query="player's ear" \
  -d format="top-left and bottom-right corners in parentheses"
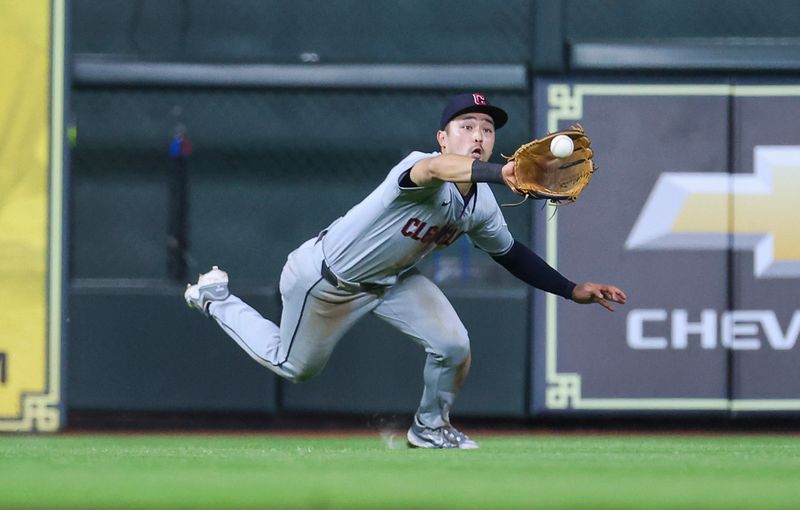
top-left (436, 129), bottom-right (447, 151)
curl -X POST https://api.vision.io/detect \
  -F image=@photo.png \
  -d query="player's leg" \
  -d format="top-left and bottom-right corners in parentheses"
top-left (188, 239), bottom-right (378, 381)
top-left (372, 271), bottom-right (477, 448)
top-left (205, 293), bottom-right (292, 378)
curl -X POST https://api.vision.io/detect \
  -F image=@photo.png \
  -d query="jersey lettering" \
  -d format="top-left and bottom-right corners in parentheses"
top-left (401, 218), bottom-right (421, 237)
top-left (436, 225), bottom-right (461, 246)
top-left (401, 218), bottom-right (460, 246)
top-left (421, 225), bottom-right (439, 243)
top-left (401, 218), bottom-right (428, 240)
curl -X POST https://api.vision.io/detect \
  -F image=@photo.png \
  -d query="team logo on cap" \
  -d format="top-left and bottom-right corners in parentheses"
top-left (472, 93), bottom-right (487, 105)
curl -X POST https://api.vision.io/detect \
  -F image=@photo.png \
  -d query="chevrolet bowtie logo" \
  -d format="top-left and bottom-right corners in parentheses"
top-left (626, 146), bottom-right (800, 278)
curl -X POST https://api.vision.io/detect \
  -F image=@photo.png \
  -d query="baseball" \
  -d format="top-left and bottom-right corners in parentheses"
top-left (550, 134), bottom-right (574, 158)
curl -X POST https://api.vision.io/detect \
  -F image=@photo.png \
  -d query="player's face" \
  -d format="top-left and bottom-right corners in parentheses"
top-left (438, 112), bottom-right (496, 161)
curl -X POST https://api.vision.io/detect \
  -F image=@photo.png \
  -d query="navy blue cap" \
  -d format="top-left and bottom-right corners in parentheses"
top-left (439, 93), bottom-right (508, 131)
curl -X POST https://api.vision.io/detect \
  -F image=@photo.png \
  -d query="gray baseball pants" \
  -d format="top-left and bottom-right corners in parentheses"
top-left (208, 237), bottom-right (470, 428)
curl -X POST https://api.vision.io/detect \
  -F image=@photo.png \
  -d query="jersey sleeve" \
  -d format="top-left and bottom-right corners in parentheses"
top-left (381, 151), bottom-right (443, 205)
top-left (394, 151), bottom-right (439, 187)
top-left (466, 184), bottom-right (514, 256)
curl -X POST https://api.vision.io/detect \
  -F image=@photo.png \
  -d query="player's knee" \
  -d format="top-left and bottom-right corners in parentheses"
top-left (434, 328), bottom-right (470, 366)
top-left (285, 370), bottom-right (315, 384)
top-left (288, 372), bottom-right (314, 383)
top-left (447, 341), bottom-right (471, 366)
top-left (282, 361), bottom-right (323, 383)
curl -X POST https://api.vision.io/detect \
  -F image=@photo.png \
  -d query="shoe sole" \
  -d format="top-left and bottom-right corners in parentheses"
top-left (406, 428), bottom-right (461, 449)
top-left (406, 429), bottom-right (436, 449)
top-left (406, 428), bottom-right (479, 449)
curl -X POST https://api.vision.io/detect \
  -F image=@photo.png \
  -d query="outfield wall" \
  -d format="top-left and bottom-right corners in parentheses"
top-left (51, 1), bottom-right (800, 426)
top-left (531, 80), bottom-right (800, 416)
top-left (0, 0), bottom-right (66, 432)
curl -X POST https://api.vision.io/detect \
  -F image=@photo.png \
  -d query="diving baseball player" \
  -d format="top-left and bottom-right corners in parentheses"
top-left (185, 93), bottom-right (627, 448)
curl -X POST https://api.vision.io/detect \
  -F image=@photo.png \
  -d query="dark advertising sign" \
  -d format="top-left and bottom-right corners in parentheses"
top-left (532, 80), bottom-right (800, 414)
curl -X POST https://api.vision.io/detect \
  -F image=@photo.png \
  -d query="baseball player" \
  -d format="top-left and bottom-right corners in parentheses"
top-left (185, 93), bottom-right (627, 449)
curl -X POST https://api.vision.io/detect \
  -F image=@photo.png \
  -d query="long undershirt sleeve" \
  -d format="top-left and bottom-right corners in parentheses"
top-left (491, 240), bottom-right (576, 300)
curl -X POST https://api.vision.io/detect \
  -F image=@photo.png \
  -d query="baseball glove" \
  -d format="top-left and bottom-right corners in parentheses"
top-left (505, 124), bottom-right (596, 205)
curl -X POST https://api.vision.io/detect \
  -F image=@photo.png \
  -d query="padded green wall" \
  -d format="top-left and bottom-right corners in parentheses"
top-left (67, 0), bottom-right (800, 417)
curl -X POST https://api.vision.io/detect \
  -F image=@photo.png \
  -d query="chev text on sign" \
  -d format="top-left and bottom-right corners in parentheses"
top-left (627, 309), bottom-right (800, 350)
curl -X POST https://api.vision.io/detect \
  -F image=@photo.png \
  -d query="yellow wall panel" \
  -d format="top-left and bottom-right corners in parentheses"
top-left (0, 0), bottom-right (63, 431)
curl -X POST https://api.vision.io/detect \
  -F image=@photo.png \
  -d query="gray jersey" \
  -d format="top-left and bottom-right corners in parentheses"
top-left (321, 151), bottom-right (514, 286)
top-left (194, 93), bottom-right (595, 445)
top-left (202, 154), bottom-right (516, 434)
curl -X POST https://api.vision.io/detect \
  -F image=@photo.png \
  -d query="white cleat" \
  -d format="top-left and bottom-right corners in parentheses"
top-left (406, 415), bottom-right (479, 449)
top-left (184, 265), bottom-right (230, 317)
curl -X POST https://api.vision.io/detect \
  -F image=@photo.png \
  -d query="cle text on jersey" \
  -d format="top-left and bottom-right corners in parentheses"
top-left (401, 218), bottom-right (460, 246)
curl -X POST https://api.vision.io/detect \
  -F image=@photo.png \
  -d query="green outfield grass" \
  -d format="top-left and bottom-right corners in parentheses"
top-left (1, 433), bottom-right (799, 509)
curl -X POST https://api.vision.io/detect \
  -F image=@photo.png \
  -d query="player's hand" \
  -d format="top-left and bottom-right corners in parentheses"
top-left (571, 282), bottom-right (627, 312)
top-left (501, 160), bottom-right (522, 194)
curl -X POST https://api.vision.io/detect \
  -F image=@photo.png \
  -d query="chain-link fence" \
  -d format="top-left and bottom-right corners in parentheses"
top-left (70, 87), bottom-right (533, 290)
top-left (71, 0), bottom-right (533, 64)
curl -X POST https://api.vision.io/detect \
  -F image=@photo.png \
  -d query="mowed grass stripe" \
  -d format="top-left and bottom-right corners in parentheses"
top-left (1, 434), bottom-right (799, 509)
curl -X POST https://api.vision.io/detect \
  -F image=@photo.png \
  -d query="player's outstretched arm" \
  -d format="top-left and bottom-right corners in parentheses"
top-left (492, 240), bottom-right (627, 312)
top-left (410, 155), bottom-right (516, 187)
top-left (571, 282), bottom-right (627, 312)
top-left (410, 154), bottom-right (474, 186)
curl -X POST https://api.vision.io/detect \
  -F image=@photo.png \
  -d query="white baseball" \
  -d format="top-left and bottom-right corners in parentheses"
top-left (550, 134), bottom-right (574, 158)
